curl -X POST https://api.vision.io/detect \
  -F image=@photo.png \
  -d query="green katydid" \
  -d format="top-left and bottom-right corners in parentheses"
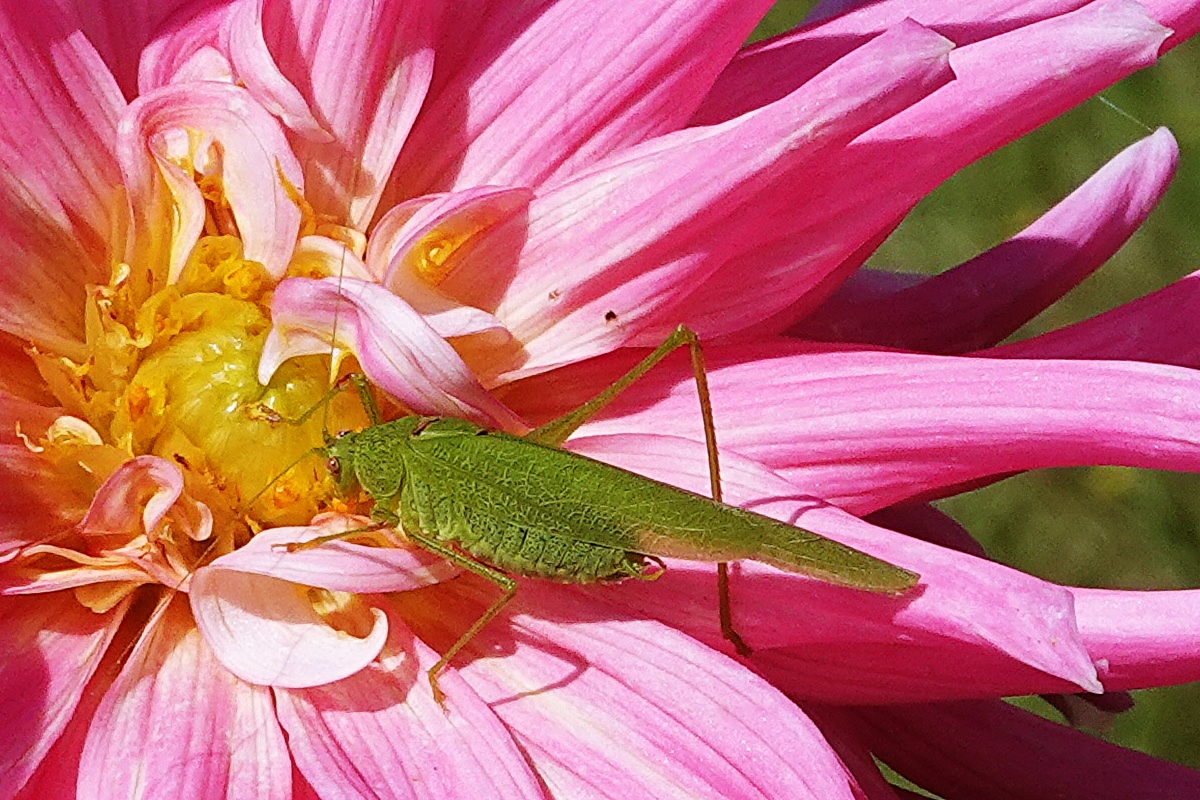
top-left (279, 324), bottom-right (919, 704)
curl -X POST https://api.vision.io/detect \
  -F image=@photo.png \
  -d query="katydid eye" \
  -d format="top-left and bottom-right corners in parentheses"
top-left (326, 457), bottom-right (341, 476)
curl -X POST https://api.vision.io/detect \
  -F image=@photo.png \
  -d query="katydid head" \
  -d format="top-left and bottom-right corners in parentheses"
top-left (323, 429), bottom-right (364, 498)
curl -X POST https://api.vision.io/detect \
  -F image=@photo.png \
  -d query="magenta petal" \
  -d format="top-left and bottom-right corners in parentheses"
top-left (509, 340), bottom-right (1200, 512)
top-left (1072, 587), bottom-right (1200, 690)
top-left (389, 0), bottom-right (777, 199)
top-left (677, 0), bottom-right (1173, 338)
top-left (848, 699), bottom-right (1200, 800)
top-left (0, 593), bottom-right (126, 797)
top-left (468, 20), bottom-right (953, 378)
top-left (566, 434), bottom-right (1099, 702)
top-left (796, 128), bottom-right (1178, 352)
top-left (262, 276), bottom-right (522, 427)
top-left (276, 599), bottom-right (544, 800)
top-left (78, 598), bottom-right (292, 800)
top-left (430, 579), bottom-right (867, 799)
top-left (987, 269), bottom-right (1200, 367)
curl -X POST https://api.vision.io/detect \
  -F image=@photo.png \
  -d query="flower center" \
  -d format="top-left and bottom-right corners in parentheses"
top-left (35, 235), bottom-right (368, 560)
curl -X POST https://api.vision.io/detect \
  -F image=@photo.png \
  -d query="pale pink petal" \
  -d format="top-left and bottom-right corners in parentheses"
top-left (261, 276), bottom-right (523, 428)
top-left (506, 340), bottom-right (1200, 513)
top-left (80, 455), bottom-right (212, 546)
top-left (848, 699), bottom-right (1200, 799)
top-left (566, 434), bottom-right (1100, 702)
top-left (674, 0), bottom-right (1173, 339)
top-left (276, 599), bottom-right (544, 800)
top-left (197, 515), bottom-right (458, 594)
top-left (78, 597), bottom-right (292, 800)
top-left (456, 20), bottom-right (952, 379)
top-left (0, 0), bottom-right (125, 352)
top-left (190, 547), bottom-right (390, 688)
top-left (795, 128), bottom-right (1178, 352)
top-left (389, 0), bottom-right (778, 200)
top-left (230, 0), bottom-right (439, 226)
top-left (1071, 587), bottom-right (1200, 690)
top-left (118, 81), bottom-right (303, 281)
top-left (417, 578), bottom-right (866, 799)
top-left (986, 269), bottom-right (1200, 367)
top-left (0, 592), bottom-right (127, 797)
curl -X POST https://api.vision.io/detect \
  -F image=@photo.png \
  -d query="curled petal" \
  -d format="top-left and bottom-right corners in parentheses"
top-left (80, 455), bottom-right (211, 545)
top-left (276, 598), bottom-right (545, 799)
top-left (261, 276), bottom-right (522, 428)
top-left (190, 561), bottom-right (389, 689)
top-left (462, 19), bottom-right (953, 378)
top-left (137, 0), bottom-right (235, 93)
top-left (796, 128), bottom-right (1178, 352)
top-left (78, 597), bottom-right (293, 799)
top-left (118, 81), bottom-right (304, 281)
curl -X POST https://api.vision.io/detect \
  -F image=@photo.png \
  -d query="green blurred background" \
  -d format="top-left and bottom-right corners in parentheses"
top-left (755, 0), bottom-right (1200, 774)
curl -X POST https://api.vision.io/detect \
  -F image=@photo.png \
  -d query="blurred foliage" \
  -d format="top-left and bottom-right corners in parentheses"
top-left (755, 0), bottom-right (1200, 774)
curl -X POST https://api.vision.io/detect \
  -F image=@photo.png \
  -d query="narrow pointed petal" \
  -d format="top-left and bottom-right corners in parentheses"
top-left (848, 699), bottom-right (1200, 799)
top-left (0, 593), bottom-right (126, 797)
top-left (118, 82), bottom-right (304, 281)
top-left (389, 0), bottom-right (777, 200)
top-left (796, 128), bottom-right (1178, 352)
top-left (78, 598), bottom-right (292, 800)
top-left (673, 0), bottom-right (1173, 338)
top-left (229, 0), bottom-right (439, 227)
top-left (986, 269), bottom-right (1200, 367)
top-left (566, 434), bottom-right (1100, 702)
top-left (0, 0), bottom-right (125, 351)
top-left (276, 599), bottom-right (545, 800)
top-left (262, 276), bottom-right (523, 428)
top-left (403, 578), bottom-right (868, 800)
top-left (1072, 587), bottom-right (1200, 690)
top-left (460, 21), bottom-right (952, 378)
top-left (507, 340), bottom-right (1200, 513)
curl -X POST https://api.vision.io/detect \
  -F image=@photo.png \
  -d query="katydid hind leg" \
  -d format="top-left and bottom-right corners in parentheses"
top-left (403, 528), bottom-right (519, 707)
top-left (523, 325), bottom-right (750, 655)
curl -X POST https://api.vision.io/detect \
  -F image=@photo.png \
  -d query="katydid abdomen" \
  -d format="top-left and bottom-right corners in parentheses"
top-left (330, 415), bottom-right (917, 593)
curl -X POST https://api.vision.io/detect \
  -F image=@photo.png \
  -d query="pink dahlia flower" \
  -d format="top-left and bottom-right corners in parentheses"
top-left (4, 0), bottom-right (1200, 797)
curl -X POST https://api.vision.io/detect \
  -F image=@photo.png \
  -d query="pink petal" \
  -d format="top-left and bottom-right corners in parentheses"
top-left (388, 0), bottom-right (778, 200)
top-left (229, 0), bottom-right (438, 227)
top-left (0, 335), bottom-right (54, 404)
top-left (261, 276), bottom-right (523, 428)
top-left (0, 592), bottom-right (127, 796)
top-left (190, 544), bottom-right (390, 688)
top-left (565, 434), bottom-right (1100, 702)
top-left (506, 339), bottom-right (1200, 513)
top-left (0, 1), bottom-right (125, 352)
top-left (276, 599), bottom-right (544, 800)
top-left (118, 81), bottom-right (303, 281)
top-left (795, 128), bottom-right (1178, 352)
top-left (848, 699), bottom-right (1200, 799)
top-left (458, 20), bottom-right (952, 379)
top-left (415, 577), bottom-right (868, 799)
top-left (1072, 587), bottom-right (1200, 690)
top-left (78, 597), bottom-right (292, 800)
top-left (986, 269), bottom-right (1200, 367)
top-left (675, 0), bottom-right (1173, 339)
top-left (137, 0), bottom-right (236, 92)
top-left (80, 455), bottom-right (212, 547)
